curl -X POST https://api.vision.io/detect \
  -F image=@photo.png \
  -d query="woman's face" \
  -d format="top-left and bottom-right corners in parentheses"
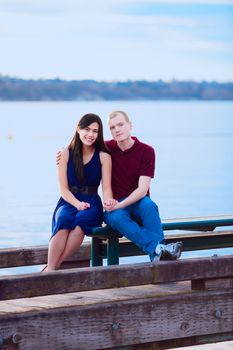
top-left (78, 122), bottom-right (99, 146)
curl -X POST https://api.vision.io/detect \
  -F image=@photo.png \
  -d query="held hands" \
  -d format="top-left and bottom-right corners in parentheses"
top-left (76, 201), bottom-right (90, 211)
top-left (103, 198), bottom-right (119, 212)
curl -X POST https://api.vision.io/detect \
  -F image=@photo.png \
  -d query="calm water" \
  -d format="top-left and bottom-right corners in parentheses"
top-left (0, 101), bottom-right (233, 273)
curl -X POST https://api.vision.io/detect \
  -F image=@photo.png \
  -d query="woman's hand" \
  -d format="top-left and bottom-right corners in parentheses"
top-left (76, 202), bottom-right (90, 211)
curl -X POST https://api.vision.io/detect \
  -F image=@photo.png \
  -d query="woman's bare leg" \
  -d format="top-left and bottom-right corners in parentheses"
top-left (56, 226), bottom-right (84, 269)
top-left (44, 229), bottom-right (69, 272)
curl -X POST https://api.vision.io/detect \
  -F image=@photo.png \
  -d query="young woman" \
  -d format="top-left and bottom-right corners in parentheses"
top-left (43, 113), bottom-right (115, 272)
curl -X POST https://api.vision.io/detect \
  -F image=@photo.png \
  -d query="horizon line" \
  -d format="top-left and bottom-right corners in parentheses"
top-left (0, 74), bottom-right (232, 84)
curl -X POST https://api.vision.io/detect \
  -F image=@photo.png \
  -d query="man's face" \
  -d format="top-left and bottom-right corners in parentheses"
top-left (108, 114), bottom-right (132, 142)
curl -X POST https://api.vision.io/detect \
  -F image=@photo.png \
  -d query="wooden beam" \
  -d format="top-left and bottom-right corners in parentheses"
top-left (0, 255), bottom-right (232, 300)
top-left (109, 333), bottom-right (233, 350)
top-left (165, 229), bottom-right (233, 239)
top-left (91, 215), bottom-right (233, 237)
top-left (1, 230), bottom-right (232, 268)
top-left (117, 230), bottom-right (233, 258)
top-left (0, 242), bottom-right (91, 268)
top-left (191, 277), bottom-right (233, 290)
top-left (162, 214), bottom-right (233, 231)
top-left (0, 288), bottom-right (232, 350)
top-left (0, 283), bottom-right (191, 315)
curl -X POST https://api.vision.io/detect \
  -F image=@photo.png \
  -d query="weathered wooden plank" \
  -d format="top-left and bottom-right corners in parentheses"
top-left (165, 229), bottom-right (233, 239)
top-left (0, 242), bottom-right (91, 268)
top-left (109, 333), bottom-right (233, 350)
top-left (0, 289), bottom-right (232, 350)
top-left (0, 283), bottom-right (190, 315)
top-left (0, 255), bottom-right (232, 300)
top-left (191, 277), bottom-right (233, 290)
top-left (1, 230), bottom-right (233, 268)
top-left (162, 214), bottom-right (233, 231)
top-left (91, 215), bottom-right (233, 240)
top-left (117, 230), bottom-right (233, 258)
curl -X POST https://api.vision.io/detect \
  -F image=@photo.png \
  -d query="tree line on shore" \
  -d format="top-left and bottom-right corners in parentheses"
top-left (0, 75), bottom-right (232, 101)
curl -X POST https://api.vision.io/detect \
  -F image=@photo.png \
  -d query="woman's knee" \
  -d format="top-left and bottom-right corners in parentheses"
top-left (72, 226), bottom-right (84, 236)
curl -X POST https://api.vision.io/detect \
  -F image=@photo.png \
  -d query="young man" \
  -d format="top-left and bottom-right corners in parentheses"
top-left (103, 110), bottom-right (182, 262)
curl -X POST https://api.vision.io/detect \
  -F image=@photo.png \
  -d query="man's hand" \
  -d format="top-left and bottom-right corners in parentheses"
top-left (103, 198), bottom-right (118, 211)
top-left (56, 149), bottom-right (63, 165)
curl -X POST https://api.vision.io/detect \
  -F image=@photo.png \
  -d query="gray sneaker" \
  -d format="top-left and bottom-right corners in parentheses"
top-left (161, 241), bottom-right (183, 260)
top-left (149, 244), bottom-right (164, 263)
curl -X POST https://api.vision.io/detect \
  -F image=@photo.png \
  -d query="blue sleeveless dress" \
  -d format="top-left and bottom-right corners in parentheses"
top-left (51, 148), bottom-right (103, 238)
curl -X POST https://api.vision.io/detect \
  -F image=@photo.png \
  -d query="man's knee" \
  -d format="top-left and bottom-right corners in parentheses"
top-left (138, 196), bottom-right (158, 212)
top-left (104, 209), bottom-right (126, 226)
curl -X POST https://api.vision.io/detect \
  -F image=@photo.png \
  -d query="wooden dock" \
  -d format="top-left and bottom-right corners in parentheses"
top-left (0, 215), bottom-right (233, 349)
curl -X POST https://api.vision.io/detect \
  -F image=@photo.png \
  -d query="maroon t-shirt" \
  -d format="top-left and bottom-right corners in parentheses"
top-left (105, 137), bottom-right (155, 200)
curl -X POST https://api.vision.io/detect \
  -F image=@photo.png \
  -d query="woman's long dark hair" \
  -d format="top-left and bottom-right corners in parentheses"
top-left (68, 113), bottom-right (108, 182)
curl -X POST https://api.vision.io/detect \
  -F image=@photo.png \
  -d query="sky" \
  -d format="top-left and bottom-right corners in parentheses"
top-left (0, 0), bottom-right (232, 82)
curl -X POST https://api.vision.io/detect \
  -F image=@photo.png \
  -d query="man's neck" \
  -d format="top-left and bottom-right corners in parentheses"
top-left (117, 137), bottom-right (135, 151)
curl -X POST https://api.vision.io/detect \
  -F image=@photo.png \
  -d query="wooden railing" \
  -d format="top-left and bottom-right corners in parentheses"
top-left (0, 254), bottom-right (232, 300)
top-left (1, 215), bottom-right (233, 270)
top-left (90, 214), bottom-right (233, 265)
top-left (0, 215), bottom-right (232, 349)
top-left (0, 255), bottom-right (232, 349)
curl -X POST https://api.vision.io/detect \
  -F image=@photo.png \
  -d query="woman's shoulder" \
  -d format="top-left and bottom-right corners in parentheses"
top-left (58, 147), bottom-right (69, 164)
top-left (61, 147), bottom-right (69, 155)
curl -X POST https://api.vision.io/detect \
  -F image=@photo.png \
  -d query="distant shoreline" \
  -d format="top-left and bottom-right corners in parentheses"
top-left (0, 75), bottom-right (233, 101)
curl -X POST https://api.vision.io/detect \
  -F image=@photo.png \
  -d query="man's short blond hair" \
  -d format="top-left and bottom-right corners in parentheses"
top-left (108, 110), bottom-right (130, 123)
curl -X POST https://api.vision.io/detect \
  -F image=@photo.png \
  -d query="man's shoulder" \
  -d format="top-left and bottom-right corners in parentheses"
top-left (105, 139), bottom-right (116, 150)
top-left (105, 139), bottom-right (113, 145)
top-left (135, 138), bottom-right (155, 154)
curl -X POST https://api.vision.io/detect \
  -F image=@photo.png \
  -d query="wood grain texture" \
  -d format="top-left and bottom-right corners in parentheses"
top-left (0, 283), bottom-right (190, 315)
top-left (0, 255), bottom-right (232, 300)
top-left (0, 242), bottom-right (91, 268)
top-left (1, 230), bottom-right (232, 268)
top-left (191, 277), bottom-right (233, 290)
top-left (0, 288), bottom-right (232, 350)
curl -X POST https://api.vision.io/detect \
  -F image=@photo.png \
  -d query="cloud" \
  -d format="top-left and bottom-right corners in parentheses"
top-left (189, 40), bottom-right (233, 52)
top-left (115, 14), bottom-right (197, 28)
top-left (0, 0), bottom-right (232, 81)
top-left (117, 0), bottom-right (233, 4)
top-left (167, 0), bottom-right (233, 4)
top-left (0, 0), bottom-right (66, 16)
top-left (0, 0), bottom-right (113, 16)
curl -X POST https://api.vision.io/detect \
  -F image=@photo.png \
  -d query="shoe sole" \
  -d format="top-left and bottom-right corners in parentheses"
top-left (150, 251), bottom-right (163, 263)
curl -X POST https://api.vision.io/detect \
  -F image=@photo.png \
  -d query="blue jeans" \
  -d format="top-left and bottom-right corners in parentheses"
top-left (104, 196), bottom-right (164, 255)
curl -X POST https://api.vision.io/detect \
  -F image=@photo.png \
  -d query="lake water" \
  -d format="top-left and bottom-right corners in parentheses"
top-left (0, 101), bottom-right (233, 273)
